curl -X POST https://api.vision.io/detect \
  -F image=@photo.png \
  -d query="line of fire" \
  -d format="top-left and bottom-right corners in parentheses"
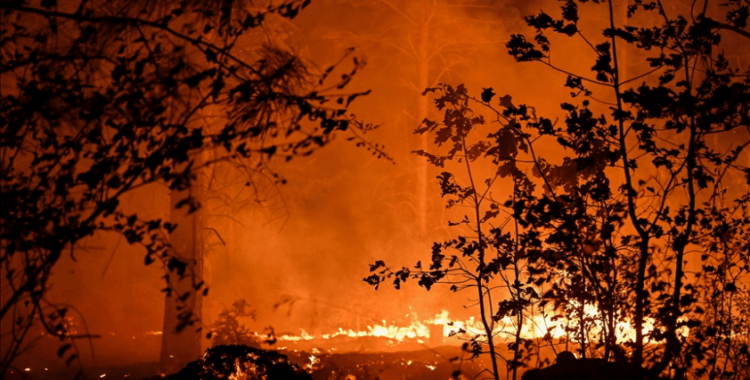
top-left (1, 0), bottom-right (749, 379)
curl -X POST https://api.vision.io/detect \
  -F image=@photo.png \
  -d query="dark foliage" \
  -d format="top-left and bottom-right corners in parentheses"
top-left (368, 1), bottom-right (750, 380)
top-left (0, 0), bottom-right (386, 376)
top-left (521, 351), bottom-right (644, 380)
top-left (161, 344), bottom-right (312, 380)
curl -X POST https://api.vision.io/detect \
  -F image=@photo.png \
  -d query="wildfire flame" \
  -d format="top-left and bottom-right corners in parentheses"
top-left (228, 359), bottom-right (247, 380)
top-left (275, 308), bottom-right (661, 345)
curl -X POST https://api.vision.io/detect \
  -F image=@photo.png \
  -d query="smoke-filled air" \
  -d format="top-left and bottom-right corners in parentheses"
top-left (2, 0), bottom-right (749, 379)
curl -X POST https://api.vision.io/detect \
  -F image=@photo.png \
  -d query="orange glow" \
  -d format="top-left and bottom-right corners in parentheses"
top-left (273, 307), bottom-right (660, 345)
top-left (3, 1), bottom-right (748, 378)
top-left (227, 360), bottom-right (246, 380)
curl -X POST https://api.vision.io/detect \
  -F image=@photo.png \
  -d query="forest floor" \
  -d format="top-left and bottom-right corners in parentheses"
top-left (5, 345), bottom-right (493, 380)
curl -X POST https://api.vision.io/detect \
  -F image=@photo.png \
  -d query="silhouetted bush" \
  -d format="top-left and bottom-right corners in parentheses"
top-left (207, 300), bottom-right (261, 349)
top-left (521, 351), bottom-right (644, 380)
top-left (162, 345), bottom-right (312, 380)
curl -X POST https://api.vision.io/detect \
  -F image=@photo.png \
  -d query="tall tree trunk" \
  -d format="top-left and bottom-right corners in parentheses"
top-left (415, 0), bottom-right (431, 237)
top-left (160, 158), bottom-right (205, 372)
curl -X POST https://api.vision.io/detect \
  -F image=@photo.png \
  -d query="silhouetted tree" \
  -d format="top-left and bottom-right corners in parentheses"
top-left (314, 0), bottom-right (505, 237)
top-left (0, 0), bottom-right (384, 376)
top-left (367, 1), bottom-right (749, 379)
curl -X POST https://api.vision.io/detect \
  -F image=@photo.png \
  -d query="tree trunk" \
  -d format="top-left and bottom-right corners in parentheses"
top-left (160, 158), bottom-right (205, 372)
top-left (415, 0), bottom-right (431, 237)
